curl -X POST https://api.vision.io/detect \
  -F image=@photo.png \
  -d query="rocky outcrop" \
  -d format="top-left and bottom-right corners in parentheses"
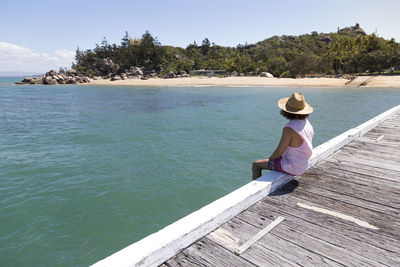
top-left (338, 23), bottom-right (366, 35)
top-left (16, 64), bottom-right (185, 85)
top-left (15, 69), bottom-right (91, 85)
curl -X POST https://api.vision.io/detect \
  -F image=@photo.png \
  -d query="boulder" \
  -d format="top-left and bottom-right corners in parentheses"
top-left (29, 78), bottom-right (41, 84)
top-left (164, 71), bottom-right (176, 79)
top-left (22, 77), bottom-right (34, 83)
top-left (83, 77), bottom-right (91, 83)
top-left (101, 58), bottom-right (119, 74)
top-left (67, 69), bottom-right (77, 76)
top-left (45, 70), bottom-right (57, 77)
top-left (111, 75), bottom-right (122, 81)
top-left (260, 72), bottom-right (274, 78)
top-left (178, 70), bottom-right (187, 75)
top-left (43, 76), bottom-right (52, 84)
top-left (147, 73), bottom-right (157, 78)
top-left (44, 78), bottom-right (57, 85)
top-left (130, 66), bottom-right (144, 77)
top-left (67, 77), bottom-right (77, 84)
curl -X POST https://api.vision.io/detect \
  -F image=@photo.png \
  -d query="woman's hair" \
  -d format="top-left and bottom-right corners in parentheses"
top-left (280, 109), bottom-right (309, 120)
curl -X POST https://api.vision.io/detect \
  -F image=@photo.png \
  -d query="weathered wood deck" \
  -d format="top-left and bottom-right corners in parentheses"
top-left (161, 112), bottom-right (400, 266)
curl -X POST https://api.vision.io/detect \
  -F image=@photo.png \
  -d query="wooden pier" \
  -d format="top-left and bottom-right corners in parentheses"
top-left (161, 112), bottom-right (400, 266)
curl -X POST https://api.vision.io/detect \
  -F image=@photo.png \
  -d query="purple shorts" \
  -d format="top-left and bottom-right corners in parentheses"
top-left (268, 158), bottom-right (286, 174)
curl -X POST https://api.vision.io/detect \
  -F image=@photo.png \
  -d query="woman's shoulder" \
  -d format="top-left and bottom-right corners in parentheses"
top-left (286, 119), bottom-right (307, 128)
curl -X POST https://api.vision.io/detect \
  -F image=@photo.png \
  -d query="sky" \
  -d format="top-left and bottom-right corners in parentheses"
top-left (1, 0), bottom-right (400, 73)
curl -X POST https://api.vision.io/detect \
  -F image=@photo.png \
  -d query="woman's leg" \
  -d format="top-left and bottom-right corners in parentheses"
top-left (252, 159), bottom-right (270, 180)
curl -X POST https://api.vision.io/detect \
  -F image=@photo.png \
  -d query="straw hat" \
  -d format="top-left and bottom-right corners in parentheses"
top-left (278, 92), bottom-right (313, 115)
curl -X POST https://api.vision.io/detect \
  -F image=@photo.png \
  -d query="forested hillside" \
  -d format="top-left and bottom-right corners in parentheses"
top-left (72, 24), bottom-right (400, 78)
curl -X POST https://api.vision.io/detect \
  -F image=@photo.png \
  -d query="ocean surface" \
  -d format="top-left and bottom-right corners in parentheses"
top-left (1, 76), bottom-right (399, 266)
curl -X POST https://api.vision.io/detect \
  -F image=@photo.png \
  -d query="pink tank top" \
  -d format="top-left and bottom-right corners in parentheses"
top-left (281, 119), bottom-right (314, 175)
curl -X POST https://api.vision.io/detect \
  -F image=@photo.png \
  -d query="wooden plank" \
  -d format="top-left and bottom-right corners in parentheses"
top-left (164, 237), bottom-right (256, 267)
top-left (278, 181), bottom-right (400, 233)
top-left (234, 216), bottom-right (285, 255)
top-left (304, 164), bottom-right (400, 195)
top-left (334, 148), bottom-right (400, 166)
top-left (237, 209), bottom-right (386, 266)
top-left (270, 181), bottom-right (400, 238)
top-left (329, 152), bottom-right (400, 172)
top-left (345, 140), bottom-right (400, 157)
top-left (208, 217), bottom-right (333, 266)
top-left (334, 145), bottom-right (400, 163)
top-left (363, 127), bottom-right (400, 136)
top-left (344, 144), bottom-right (400, 158)
top-left (377, 125), bottom-right (400, 131)
top-left (239, 204), bottom-right (400, 266)
top-left (262, 190), bottom-right (400, 254)
top-left (321, 158), bottom-right (400, 185)
top-left (359, 133), bottom-right (400, 144)
top-left (369, 121), bottom-right (400, 131)
top-left (297, 174), bottom-right (400, 210)
top-left (381, 122), bottom-right (400, 128)
top-left (292, 178), bottom-right (400, 218)
top-left (364, 131), bottom-right (400, 140)
top-left (238, 239), bottom-right (299, 267)
top-left (357, 136), bottom-right (400, 148)
top-left (340, 142), bottom-right (400, 158)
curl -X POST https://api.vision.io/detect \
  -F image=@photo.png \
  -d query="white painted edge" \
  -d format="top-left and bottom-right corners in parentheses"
top-left (91, 104), bottom-right (400, 267)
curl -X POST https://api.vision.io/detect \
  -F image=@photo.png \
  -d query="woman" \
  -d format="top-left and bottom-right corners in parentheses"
top-left (252, 92), bottom-right (314, 180)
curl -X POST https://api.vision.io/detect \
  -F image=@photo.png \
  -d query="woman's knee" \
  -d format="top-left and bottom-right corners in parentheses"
top-left (252, 161), bottom-right (259, 170)
top-left (252, 159), bottom-right (269, 170)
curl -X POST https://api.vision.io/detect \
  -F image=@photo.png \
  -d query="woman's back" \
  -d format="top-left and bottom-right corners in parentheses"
top-left (281, 119), bottom-right (314, 175)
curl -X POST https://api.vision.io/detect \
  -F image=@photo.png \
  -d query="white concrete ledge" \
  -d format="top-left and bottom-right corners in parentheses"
top-left (92, 104), bottom-right (400, 267)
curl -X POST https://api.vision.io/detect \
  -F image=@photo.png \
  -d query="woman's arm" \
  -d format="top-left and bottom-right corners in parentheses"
top-left (268, 127), bottom-right (292, 159)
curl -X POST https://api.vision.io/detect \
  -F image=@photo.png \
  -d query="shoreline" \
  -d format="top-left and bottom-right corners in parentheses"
top-left (86, 76), bottom-right (400, 88)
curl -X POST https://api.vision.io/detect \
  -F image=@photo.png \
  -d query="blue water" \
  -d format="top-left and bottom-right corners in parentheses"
top-left (1, 76), bottom-right (399, 266)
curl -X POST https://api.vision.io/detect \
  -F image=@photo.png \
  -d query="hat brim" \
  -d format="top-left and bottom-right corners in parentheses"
top-left (278, 97), bottom-right (313, 115)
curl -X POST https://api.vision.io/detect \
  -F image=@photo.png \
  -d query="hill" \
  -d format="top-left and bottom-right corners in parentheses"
top-left (71, 24), bottom-right (400, 79)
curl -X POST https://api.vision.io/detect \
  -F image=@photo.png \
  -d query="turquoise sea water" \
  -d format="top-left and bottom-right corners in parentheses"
top-left (1, 76), bottom-right (399, 266)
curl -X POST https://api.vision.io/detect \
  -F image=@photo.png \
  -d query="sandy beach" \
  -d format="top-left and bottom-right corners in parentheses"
top-left (87, 75), bottom-right (400, 88)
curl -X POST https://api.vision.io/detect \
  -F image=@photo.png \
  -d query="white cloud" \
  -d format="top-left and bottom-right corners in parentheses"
top-left (0, 41), bottom-right (75, 73)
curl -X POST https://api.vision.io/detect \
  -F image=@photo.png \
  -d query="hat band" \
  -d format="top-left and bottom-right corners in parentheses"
top-left (285, 103), bottom-right (304, 112)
